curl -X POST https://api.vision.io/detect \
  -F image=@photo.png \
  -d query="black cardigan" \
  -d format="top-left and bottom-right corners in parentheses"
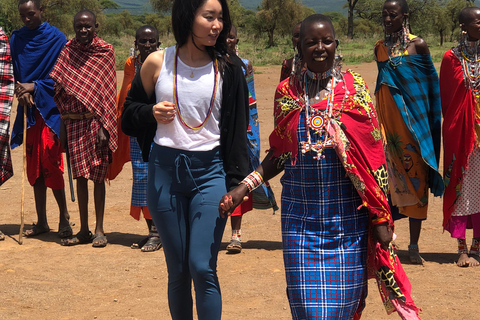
top-left (121, 54), bottom-right (250, 191)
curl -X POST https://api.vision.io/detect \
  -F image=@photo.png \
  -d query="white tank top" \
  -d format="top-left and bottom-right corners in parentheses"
top-left (153, 45), bottom-right (222, 151)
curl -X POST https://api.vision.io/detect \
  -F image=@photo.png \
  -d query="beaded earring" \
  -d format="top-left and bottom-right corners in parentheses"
top-left (292, 46), bottom-right (302, 78)
top-left (460, 29), bottom-right (468, 48)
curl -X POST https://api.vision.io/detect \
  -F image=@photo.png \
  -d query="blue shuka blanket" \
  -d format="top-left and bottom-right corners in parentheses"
top-left (375, 54), bottom-right (443, 196)
top-left (10, 22), bottom-right (66, 148)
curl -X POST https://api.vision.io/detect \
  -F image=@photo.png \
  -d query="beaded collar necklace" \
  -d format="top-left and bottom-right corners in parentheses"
top-left (173, 47), bottom-right (219, 130)
top-left (385, 27), bottom-right (410, 68)
top-left (300, 69), bottom-right (347, 159)
top-left (306, 68), bottom-right (332, 80)
top-left (457, 40), bottom-right (480, 100)
top-left (134, 55), bottom-right (143, 73)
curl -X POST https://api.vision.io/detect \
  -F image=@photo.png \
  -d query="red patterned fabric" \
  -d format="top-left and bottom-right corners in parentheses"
top-left (0, 28), bottom-right (14, 186)
top-left (106, 56), bottom-right (133, 180)
top-left (270, 70), bottom-right (391, 224)
top-left (51, 36), bottom-right (117, 152)
top-left (26, 109), bottom-right (64, 188)
top-left (51, 36), bottom-right (117, 183)
top-left (440, 49), bottom-right (478, 229)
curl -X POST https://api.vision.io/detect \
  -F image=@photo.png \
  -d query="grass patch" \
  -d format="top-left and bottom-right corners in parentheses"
top-left (108, 32), bottom-right (459, 70)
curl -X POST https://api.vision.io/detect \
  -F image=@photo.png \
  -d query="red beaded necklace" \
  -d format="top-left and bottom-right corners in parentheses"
top-left (173, 47), bottom-right (218, 130)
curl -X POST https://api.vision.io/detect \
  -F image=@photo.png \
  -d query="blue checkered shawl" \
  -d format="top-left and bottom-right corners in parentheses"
top-left (375, 54), bottom-right (443, 196)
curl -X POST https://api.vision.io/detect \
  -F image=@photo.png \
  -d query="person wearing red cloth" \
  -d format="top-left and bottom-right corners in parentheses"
top-left (51, 9), bottom-right (117, 248)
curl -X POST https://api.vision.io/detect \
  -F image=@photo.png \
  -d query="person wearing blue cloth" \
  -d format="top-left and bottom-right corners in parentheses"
top-left (10, 0), bottom-right (71, 239)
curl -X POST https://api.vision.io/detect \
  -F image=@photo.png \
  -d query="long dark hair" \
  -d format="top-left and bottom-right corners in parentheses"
top-left (172, 0), bottom-right (231, 70)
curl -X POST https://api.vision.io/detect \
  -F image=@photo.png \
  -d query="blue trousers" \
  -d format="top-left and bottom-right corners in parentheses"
top-left (148, 144), bottom-right (227, 320)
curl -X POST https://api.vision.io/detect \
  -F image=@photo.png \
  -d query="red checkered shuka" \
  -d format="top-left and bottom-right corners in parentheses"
top-left (51, 35), bottom-right (117, 153)
top-left (0, 28), bottom-right (14, 186)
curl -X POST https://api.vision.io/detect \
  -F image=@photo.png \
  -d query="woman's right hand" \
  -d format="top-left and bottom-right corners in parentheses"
top-left (153, 101), bottom-right (176, 124)
top-left (218, 184), bottom-right (250, 218)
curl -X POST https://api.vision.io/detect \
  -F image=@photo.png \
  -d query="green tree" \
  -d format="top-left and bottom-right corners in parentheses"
top-left (431, 1), bottom-right (450, 45)
top-left (2, 0), bottom-right (108, 36)
top-left (446, 0), bottom-right (473, 42)
top-left (150, 0), bottom-right (173, 13)
top-left (346, 0), bottom-right (360, 39)
top-left (256, 0), bottom-right (311, 47)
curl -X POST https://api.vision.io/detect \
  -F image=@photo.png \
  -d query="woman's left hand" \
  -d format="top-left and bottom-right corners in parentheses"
top-left (374, 223), bottom-right (393, 250)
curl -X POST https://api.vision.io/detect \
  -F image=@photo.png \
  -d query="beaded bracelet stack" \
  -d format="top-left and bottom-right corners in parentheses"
top-left (240, 170), bottom-right (264, 192)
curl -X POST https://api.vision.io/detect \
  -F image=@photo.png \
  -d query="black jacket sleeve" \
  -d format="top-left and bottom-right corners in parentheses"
top-left (121, 72), bottom-right (157, 162)
top-left (220, 55), bottom-right (250, 190)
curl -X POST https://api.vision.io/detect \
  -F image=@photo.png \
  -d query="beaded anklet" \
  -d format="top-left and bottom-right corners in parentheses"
top-left (470, 238), bottom-right (480, 256)
top-left (458, 238), bottom-right (468, 255)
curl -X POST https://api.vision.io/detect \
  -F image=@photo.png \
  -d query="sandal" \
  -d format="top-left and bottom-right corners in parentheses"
top-left (226, 239), bottom-right (242, 254)
top-left (0, 231), bottom-right (4, 241)
top-left (92, 234), bottom-right (108, 248)
top-left (24, 224), bottom-right (50, 237)
top-left (61, 231), bottom-right (93, 246)
top-left (131, 237), bottom-right (149, 249)
top-left (141, 236), bottom-right (162, 252)
top-left (408, 244), bottom-right (425, 265)
top-left (58, 224), bottom-right (73, 239)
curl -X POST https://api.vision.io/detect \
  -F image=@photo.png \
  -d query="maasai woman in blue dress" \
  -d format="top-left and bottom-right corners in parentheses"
top-left (224, 25), bottom-right (278, 254)
top-left (220, 14), bottom-right (421, 319)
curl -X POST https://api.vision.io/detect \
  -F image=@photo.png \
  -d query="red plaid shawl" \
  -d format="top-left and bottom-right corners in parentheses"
top-left (0, 28), bottom-right (14, 186)
top-left (50, 36), bottom-right (117, 152)
top-left (270, 70), bottom-right (421, 319)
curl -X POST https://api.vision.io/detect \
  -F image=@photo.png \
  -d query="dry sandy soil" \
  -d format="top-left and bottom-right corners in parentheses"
top-left (0, 64), bottom-right (479, 320)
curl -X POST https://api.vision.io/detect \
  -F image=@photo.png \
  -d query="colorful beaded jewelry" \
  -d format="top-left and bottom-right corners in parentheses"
top-left (458, 238), bottom-right (468, 255)
top-left (470, 238), bottom-right (480, 256)
top-left (300, 69), bottom-right (348, 160)
top-left (456, 39), bottom-right (480, 101)
top-left (173, 47), bottom-right (219, 130)
top-left (384, 20), bottom-right (411, 68)
top-left (240, 170), bottom-right (264, 192)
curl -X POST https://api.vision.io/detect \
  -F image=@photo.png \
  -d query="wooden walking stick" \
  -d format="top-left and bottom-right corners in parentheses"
top-left (19, 104), bottom-right (26, 245)
top-left (65, 146), bottom-right (75, 202)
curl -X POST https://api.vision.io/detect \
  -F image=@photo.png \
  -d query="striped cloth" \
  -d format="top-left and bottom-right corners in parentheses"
top-left (282, 114), bottom-right (368, 319)
top-left (0, 28), bottom-right (14, 186)
top-left (51, 35), bottom-right (117, 153)
top-left (375, 52), bottom-right (443, 197)
top-left (51, 36), bottom-right (117, 183)
top-left (130, 136), bottom-right (148, 208)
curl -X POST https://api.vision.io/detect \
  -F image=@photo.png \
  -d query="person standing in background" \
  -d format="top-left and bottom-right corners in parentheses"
top-left (0, 26), bottom-right (15, 241)
top-left (374, 0), bottom-right (443, 264)
top-left (440, 6), bottom-right (480, 267)
top-left (108, 25), bottom-right (162, 252)
top-left (224, 24), bottom-right (278, 254)
top-left (51, 9), bottom-right (117, 248)
top-left (10, 0), bottom-right (72, 239)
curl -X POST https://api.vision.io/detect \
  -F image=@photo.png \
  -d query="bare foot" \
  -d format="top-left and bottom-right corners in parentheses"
top-left (457, 253), bottom-right (470, 267)
top-left (468, 255), bottom-right (480, 267)
top-left (408, 244), bottom-right (424, 265)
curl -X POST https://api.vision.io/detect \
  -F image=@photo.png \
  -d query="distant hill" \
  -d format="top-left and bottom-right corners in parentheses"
top-left (110, 0), bottom-right (347, 16)
top-left (241, 0), bottom-right (346, 13)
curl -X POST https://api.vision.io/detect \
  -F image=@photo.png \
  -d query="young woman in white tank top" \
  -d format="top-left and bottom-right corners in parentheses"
top-left (121, 0), bottom-right (250, 319)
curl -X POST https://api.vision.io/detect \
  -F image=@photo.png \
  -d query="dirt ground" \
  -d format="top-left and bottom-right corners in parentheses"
top-left (1, 64), bottom-right (479, 320)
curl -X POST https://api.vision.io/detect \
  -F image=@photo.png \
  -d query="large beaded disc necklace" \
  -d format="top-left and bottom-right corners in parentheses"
top-left (384, 25), bottom-right (410, 68)
top-left (301, 68), bottom-right (347, 160)
top-left (457, 39), bottom-right (480, 101)
top-left (173, 47), bottom-right (219, 130)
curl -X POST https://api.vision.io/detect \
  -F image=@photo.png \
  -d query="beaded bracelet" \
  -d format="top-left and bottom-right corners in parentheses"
top-left (240, 170), bottom-right (264, 192)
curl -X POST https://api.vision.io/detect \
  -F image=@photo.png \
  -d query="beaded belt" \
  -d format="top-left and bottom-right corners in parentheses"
top-left (61, 112), bottom-right (94, 120)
